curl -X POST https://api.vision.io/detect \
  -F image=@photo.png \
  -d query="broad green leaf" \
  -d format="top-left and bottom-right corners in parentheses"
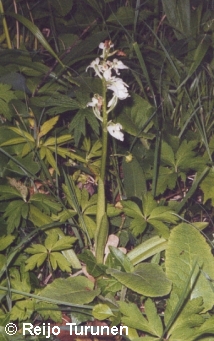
top-left (122, 156), bottom-right (147, 199)
top-left (107, 6), bottom-right (135, 26)
top-left (78, 250), bottom-right (106, 277)
top-left (92, 304), bottom-right (114, 320)
top-left (107, 263), bottom-right (171, 297)
top-left (41, 277), bottom-right (100, 304)
top-left (128, 235), bottom-right (168, 265)
top-left (51, 0), bottom-right (73, 16)
top-left (109, 246), bottom-right (134, 272)
top-left (165, 223), bottom-right (214, 317)
top-left (7, 154), bottom-right (41, 176)
top-left (38, 116), bottom-right (59, 138)
top-left (117, 93), bottom-right (154, 137)
top-left (96, 278), bottom-right (122, 295)
top-left (162, 0), bottom-right (191, 38)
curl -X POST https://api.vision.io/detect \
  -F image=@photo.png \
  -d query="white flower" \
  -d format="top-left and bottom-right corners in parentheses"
top-left (107, 94), bottom-right (118, 108)
top-left (111, 59), bottom-right (129, 74)
top-left (99, 41), bottom-right (114, 59)
top-left (87, 96), bottom-right (98, 108)
top-left (86, 58), bottom-right (102, 78)
top-left (87, 95), bottom-right (103, 122)
top-left (107, 122), bottom-right (124, 141)
top-left (107, 77), bottom-right (129, 100)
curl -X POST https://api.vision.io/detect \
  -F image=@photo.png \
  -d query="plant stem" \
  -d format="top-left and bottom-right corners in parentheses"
top-left (0, 0), bottom-right (12, 49)
top-left (95, 78), bottom-right (109, 263)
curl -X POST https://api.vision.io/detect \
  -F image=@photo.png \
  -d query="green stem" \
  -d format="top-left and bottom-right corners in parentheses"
top-left (0, 1), bottom-right (12, 49)
top-left (95, 78), bottom-right (109, 263)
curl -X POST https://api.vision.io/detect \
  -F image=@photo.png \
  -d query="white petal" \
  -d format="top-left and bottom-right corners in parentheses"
top-left (107, 123), bottom-right (124, 141)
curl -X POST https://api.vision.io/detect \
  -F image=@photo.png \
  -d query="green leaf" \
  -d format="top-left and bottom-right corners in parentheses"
top-left (162, 0), bottom-right (191, 38)
top-left (25, 244), bottom-right (47, 254)
top-left (4, 200), bottom-right (25, 233)
top-left (92, 304), bottom-right (114, 320)
top-left (122, 156), bottom-right (147, 199)
top-left (165, 223), bottom-right (214, 317)
top-left (127, 235), bottom-right (168, 265)
top-left (96, 278), bottom-right (122, 295)
top-left (41, 277), bottom-right (100, 304)
top-left (78, 250), bottom-right (106, 277)
top-left (117, 93), bottom-right (154, 137)
top-left (69, 108), bottom-right (100, 146)
top-left (25, 253), bottom-right (47, 271)
top-left (107, 6), bottom-right (135, 26)
top-left (200, 168), bottom-right (214, 204)
top-left (50, 252), bottom-right (71, 272)
top-left (119, 301), bottom-right (156, 335)
top-left (0, 235), bottom-right (15, 251)
top-left (109, 246), bottom-right (134, 272)
top-left (7, 12), bottom-right (64, 67)
top-left (35, 301), bottom-right (62, 323)
top-left (107, 263), bottom-right (171, 297)
top-left (38, 116), bottom-right (59, 138)
top-left (51, 0), bottom-right (73, 16)
top-left (144, 299), bottom-right (163, 337)
top-left (0, 84), bottom-right (17, 119)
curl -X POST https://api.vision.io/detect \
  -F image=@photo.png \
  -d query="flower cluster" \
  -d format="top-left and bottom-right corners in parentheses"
top-left (86, 41), bottom-right (129, 141)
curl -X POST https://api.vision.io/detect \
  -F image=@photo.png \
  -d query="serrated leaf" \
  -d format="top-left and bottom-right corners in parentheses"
top-left (69, 108), bottom-right (100, 145)
top-left (0, 84), bottom-right (17, 119)
top-left (50, 252), bottom-right (71, 272)
top-left (51, 236), bottom-right (77, 251)
top-left (25, 244), bottom-right (47, 254)
top-left (25, 253), bottom-right (47, 271)
top-left (41, 277), bottom-right (100, 304)
top-left (107, 263), bottom-right (171, 297)
top-left (35, 302), bottom-right (62, 322)
top-left (0, 235), bottom-right (15, 251)
top-left (144, 299), bottom-right (163, 337)
top-left (118, 301), bottom-right (156, 334)
top-left (38, 116), bottom-right (59, 138)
